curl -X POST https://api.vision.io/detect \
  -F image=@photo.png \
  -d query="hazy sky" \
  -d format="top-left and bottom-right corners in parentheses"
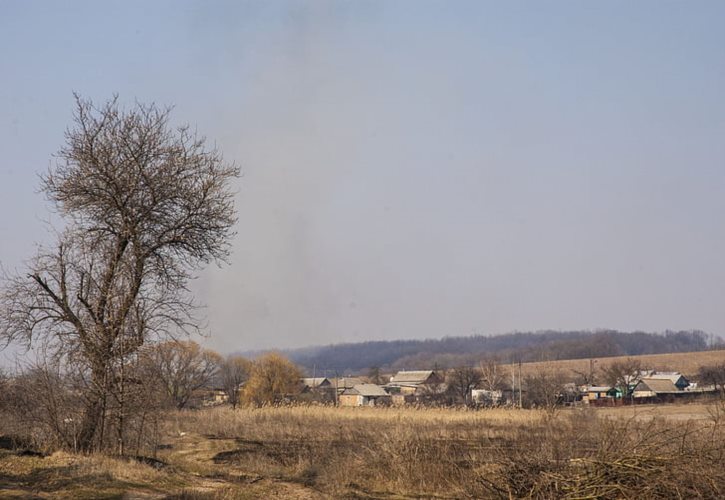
top-left (1, 1), bottom-right (725, 356)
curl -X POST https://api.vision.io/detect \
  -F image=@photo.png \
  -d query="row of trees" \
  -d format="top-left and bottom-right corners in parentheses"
top-left (146, 344), bottom-right (303, 409)
top-left (139, 341), bottom-right (303, 409)
top-left (0, 342), bottom-right (304, 453)
top-left (290, 330), bottom-right (719, 373)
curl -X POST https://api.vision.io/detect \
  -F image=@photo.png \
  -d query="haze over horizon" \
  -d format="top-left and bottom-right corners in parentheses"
top-left (2, 1), bottom-right (725, 359)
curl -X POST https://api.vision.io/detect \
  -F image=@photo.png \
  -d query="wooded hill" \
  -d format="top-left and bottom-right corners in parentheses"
top-left (273, 330), bottom-right (721, 374)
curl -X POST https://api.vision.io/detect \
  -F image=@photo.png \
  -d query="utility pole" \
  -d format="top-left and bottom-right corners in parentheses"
top-left (518, 360), bottom-right (522, 409)
top-left (335, 371), bottom-right (339, 406)
top-left (511, 361), bottom-right (516, 408)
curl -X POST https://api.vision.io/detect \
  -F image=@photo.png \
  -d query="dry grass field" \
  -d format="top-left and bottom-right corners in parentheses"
top-left (2, 402), bottom-right (724, 499)
top-left (516, 348), bottom-right (725, 380)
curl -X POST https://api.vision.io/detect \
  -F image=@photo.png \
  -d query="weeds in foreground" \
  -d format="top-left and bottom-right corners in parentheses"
top-left (1, 404), bottom-right (723, 498)
top-left (166, 404), bottom-right (725, 498)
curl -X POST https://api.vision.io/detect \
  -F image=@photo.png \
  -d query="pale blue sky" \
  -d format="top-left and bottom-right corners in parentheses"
top-left (1, 1), bottom-right (725, 355)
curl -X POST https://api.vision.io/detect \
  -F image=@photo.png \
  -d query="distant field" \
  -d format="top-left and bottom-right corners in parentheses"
top-left (595, 402), bottom-right (718, 422)
top-left (513, 348), bottom-right (725, 380)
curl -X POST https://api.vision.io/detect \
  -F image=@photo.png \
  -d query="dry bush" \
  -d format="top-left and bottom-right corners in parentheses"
top-left (472, 410), bottom-right (725, 499)
top-left (1, 365), bottom-right (83, 452)
top-left (1, 359), bottom-right (166, 456)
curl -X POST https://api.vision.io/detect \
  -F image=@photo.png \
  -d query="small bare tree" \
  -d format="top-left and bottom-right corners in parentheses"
top-left (367, 366), bottom-right (385, 385)
top-left (0, 95), bottom-right (239, 451)
top-left (478, 357), bottom-right (505, 392)
top-left (447, 366), bottom-right (482, 405)
top-left (219, 355), bottom-right (252, 409)
top-left (602, 358), bottom-right (644, 400)
top-left (698, 363), bottom-right (725, 399)
top-left (2, 357), bottom-right (84, 452)
top-left (142, 341), bottom-right (221, 409)
top-left (523, 367), bottom-right (568, 413)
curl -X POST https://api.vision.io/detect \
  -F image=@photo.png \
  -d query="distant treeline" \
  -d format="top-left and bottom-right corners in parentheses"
top-left (275, 330), bottom-right (722, 374)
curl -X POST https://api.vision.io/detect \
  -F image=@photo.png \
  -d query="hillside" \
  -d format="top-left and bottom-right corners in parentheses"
top-left (274, 330), bottom-right (720, 374)
top-left (515, 349), bottom-right (725, 381)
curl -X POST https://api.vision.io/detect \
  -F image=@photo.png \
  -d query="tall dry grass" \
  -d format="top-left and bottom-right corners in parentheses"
top-left (166, 403), bottom-right (725, 498)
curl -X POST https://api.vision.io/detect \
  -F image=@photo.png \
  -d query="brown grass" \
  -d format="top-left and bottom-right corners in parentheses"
top-left (163, 403), bottom-right (725, 498)
top-left (2, 403), bottom-right (724, 498)
top-left (0, 449), bottom-right (183, 499)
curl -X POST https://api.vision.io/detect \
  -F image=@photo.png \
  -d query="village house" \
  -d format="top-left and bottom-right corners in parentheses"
top-left (632, 378), bottom-right (680, 398)
top-left (386, 370), bottom-right (444, 395)
top-left (585, 386), bottom-right (620, 403)
top-left (645, 371), bottom-right (690, 390)
top-left (339, 384), bottom-right (391, 407)
top-left (199, 388), bottom-right (228, 406)
top-left (329, 377), bottom-right (366, 395)
top-left (385, 370), bottom-right (446, 404)
top-left (584, 370), bottom-right (701, 406)
top-left (471, 389), bottom-right (504, 406)
top-left (298, 377), bottom-right (336, 403)
top-left (300, 377), bottom-right (333, 392)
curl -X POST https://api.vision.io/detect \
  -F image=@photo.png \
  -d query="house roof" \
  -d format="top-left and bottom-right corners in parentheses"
top-left (342, 384), bottom-right (390, 397)
top-left (390, 370), bottom-right (438, 385)
top-left (588, 386), bottom-right (614, 392)
top-left (301, 377), bottom-right (330, 388)
top-left (635, 378), bottom-right (680, 393)
top-left (330, 377), bottom-right (365, 390)
top-left (647, 373), bottom-right (687, 384)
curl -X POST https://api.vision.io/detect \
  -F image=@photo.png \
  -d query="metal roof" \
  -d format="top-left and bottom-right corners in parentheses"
top-left (647, 373), bottom-right (687, 384)
top-left (635, 378), bottom-right (680, 393)
top-left (343, 384), bottom-right (390, 397)
top-left (390, 370), bottom-right (437, 384)
top-left (301, 377), bottom-right (330, 388)
top-left (330, 377), bottom-right (365, 389)
top-left (588, 386), bottom-right (614, 392)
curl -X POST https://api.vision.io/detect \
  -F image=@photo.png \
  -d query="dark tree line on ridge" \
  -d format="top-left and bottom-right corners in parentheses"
top-left (275, 330), bottom-right (720, 374)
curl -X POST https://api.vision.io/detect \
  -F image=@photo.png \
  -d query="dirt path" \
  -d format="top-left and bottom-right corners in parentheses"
top-left (155, 432), bottom-right (331, 499)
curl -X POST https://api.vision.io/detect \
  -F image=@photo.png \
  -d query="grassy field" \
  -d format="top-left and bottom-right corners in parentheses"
top-left (515, 348), bottom-right (725, 380)
top-left (2, 402), bottom-right (724, 499)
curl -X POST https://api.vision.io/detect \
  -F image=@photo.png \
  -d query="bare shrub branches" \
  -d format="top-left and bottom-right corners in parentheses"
top-left (142, 340), bottom-right (221, 409)
top-left (219, 355), bottom-right (252, 409)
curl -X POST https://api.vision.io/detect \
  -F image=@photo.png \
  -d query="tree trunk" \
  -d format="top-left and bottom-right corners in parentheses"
top-left (77, 395), bottom-right (104, 452)
top-left (77, 365), bottom-right (109, 452)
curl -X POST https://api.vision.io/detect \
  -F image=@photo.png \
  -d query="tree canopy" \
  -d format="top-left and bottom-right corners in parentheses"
top-left (242, 353), bottom-right (302, 406)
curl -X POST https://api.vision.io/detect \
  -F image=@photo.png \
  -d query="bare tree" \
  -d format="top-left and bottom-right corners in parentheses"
top-left (698, 363), bottom-right (725, 398)
top-left (142, 341), bottom-right (221, 409)
top-left (523, 367), bottom-right (568, 412)
top-left (447, 366), bottom-right (482, 405)
top-left (602, 358), bottom-right (644, 400)
top-left (367, 366), bottom-right (384, 385)
top-left (0, 368), bottom-right (6, 410)
top-left (478, 357), bottom-right (505, 392)
top-left (0, 95), bottom-right (239, 451)
top-left (219, 355), bottom-right (252, 409)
